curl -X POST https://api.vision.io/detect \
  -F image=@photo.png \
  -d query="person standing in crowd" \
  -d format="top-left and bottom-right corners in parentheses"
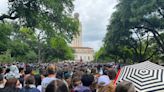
top-left (72, 76), bottom-right (82, 92)
top-left (4, 65), bottom-right (20, 79)
top-left (24, 66), bottom-right (34, 81)
top-left (20, 75), bottom-right (40, 92)
top-left (97, 75), bottom-right (115, 92)
top-left (115, 81), bottom-right (136, 92)
top-left (63, 71), bottom-right (72, 89)
top-left (0, 62), bottom-right (128, 92)
top-left (19, 68), bottom-right (25, 87)
top-left (35, 74), bottom-right (42, 92)
top-left (45, 80), bottom-right (69, 92)
top-left (0, 74), bottom-right (6, 89)
top-left (74, 74), bottom-right (94, 92)
top-left (103, 64), bottom-right (113, 75)
top-left (2, 78), bottom-right (21, 92)
top-left (41, 64), bottom-right (57, 92)
top-left (19, 68), bottom-right (25, 78)
top-left (107, 69), bottom-right (116, 86)
top-left (35, 68), bottom-right (47, 92)
top-left (10, 65), bottom-right (20, 78)
top-left (56, 70), bottom-right (64, 80)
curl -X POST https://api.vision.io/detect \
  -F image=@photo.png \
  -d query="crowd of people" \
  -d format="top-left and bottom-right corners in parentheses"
top-left (0, 62), bottom-right (136, 92)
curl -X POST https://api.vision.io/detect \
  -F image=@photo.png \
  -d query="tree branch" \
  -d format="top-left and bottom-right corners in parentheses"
top-left (142, 19), bottom-right (164, 45)
top-left (141, 50), bottom-right (157, 62)
top-left (156, 0), bottom-right (164, 18)
top-left (143, 34), bottom-right (150, 56)
top-left (134, 26), bottom-right (164, 53)
top-left (157, 8), bottom-right (164, 18)
top-left (0, 14), bottom-right (18, 21)
top-left (134, 29), bottom-right (142, 61)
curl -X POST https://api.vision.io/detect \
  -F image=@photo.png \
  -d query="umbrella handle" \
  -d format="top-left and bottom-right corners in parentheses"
top-left (114, 69), bottom-right (121, 86)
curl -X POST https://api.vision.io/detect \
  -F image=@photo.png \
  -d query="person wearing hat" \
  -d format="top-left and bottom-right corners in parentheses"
top-left (63, 71), bottom-right (72, 88)
top-left (97, 75), bottom-right (115, 92)
top-left (4, 65), bottom-right (20, 80)
top-left (10, 65), bottom-right (20, 78)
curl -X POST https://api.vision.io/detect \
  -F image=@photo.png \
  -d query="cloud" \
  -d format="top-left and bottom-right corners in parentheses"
top-left (84, 40), bottom-right (103, 52)
top-left (0, 0), bottom-right (8, 14)
top-left (74, 0), bottom-right (118, 51)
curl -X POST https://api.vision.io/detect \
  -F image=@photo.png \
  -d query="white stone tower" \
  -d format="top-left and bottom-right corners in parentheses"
top-left (70, 13), bottom-right (94, 62)
top-left (71, 13), bottom-right (82, 47)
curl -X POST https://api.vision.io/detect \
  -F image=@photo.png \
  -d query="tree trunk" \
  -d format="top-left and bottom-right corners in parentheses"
top-left (38, 42), bottom-right (41, 63)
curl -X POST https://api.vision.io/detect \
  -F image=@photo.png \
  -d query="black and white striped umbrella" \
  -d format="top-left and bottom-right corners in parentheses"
top-left (116, 61), bottom-right (164, 92)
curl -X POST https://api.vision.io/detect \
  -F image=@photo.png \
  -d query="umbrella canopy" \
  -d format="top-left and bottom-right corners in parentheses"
top-left (116, 61), bottom-right (164, 92)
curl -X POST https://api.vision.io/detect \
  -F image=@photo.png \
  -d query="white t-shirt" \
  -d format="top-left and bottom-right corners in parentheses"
top-left (41, 77), bottom-right (57, 92)
top-left (37, 85), bottom-right (42, 92)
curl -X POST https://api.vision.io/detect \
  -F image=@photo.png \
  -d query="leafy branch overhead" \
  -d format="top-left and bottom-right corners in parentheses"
top-left (0, 0), bottom-right (79, 62)
top-left (99, 0), bottom-right (164, 63)
top-left (0, 0), bottom-right (79, 42)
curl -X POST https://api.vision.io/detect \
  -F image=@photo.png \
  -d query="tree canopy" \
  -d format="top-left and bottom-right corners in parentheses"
top-left (98, 0), bottom-right (164, 63)
top-left (0, 0), bottom-right (79, 63)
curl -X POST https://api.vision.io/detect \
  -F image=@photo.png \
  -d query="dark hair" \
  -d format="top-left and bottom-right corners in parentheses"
top-left (34, 75), bottom-right (41, 86)
top-left (105, 64), bottom-right (112, 68)
top-left (45, 80), bottom-right (69, 92)
top-left (72, 76), bottom-right (81, 87)
top-left (39, 69), bottom-right (48, 77)
top-left (91, 69), bottom-right (97, 75)
top-left (107, 69), bottom-right (116, 80)
top-left (25, 67), bottom-right (33, 74)
top-left (81, 74), bottom-right (94, 86)
top-left (5, 78), bottom-right (18, 88)
top-left (25, 75), bottom-right (35, 87)
top-left (5, 68), bottom-right (10, 74)
top-left (116, 81), bottom-right (136, 92)
top-left (19, 68), bottom-right (24, 73)
top-left (56, 71), bottom-right (64, 79)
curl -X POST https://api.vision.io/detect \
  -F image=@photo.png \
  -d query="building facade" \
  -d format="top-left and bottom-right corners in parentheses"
top-left (73, 47), bottom-right (94, 62)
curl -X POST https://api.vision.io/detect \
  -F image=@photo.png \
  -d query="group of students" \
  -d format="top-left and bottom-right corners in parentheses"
top-left (0, 63), bottom-right (136, 92)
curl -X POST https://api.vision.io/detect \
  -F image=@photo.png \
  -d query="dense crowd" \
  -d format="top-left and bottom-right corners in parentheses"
top-left (0, 62), bottom-right (135, 92)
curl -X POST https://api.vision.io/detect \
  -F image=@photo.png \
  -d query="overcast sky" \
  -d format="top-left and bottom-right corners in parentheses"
top-left (74, 0), bottom-right (117, 51)
top-left (0, 0), bottom-right (118, 51)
